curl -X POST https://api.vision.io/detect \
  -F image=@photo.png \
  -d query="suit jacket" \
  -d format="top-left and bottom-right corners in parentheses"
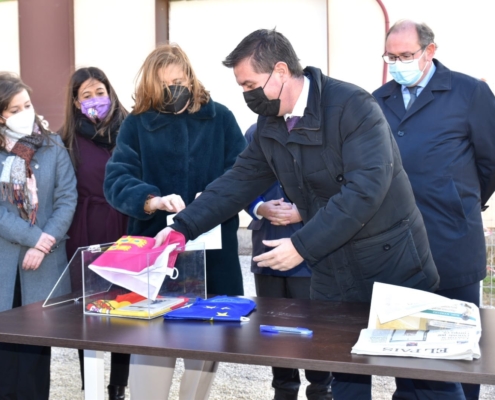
top-left (373, 59), bottom-right (495, 290)
top-left (0, 134), bottom-right (77, 311)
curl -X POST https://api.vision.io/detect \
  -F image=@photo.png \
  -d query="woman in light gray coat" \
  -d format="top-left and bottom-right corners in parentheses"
top-left (0, 72), bottom-right (77, 400)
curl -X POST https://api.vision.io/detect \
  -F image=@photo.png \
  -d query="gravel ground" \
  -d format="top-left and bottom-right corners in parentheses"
top-left (49, 253), bottom-right (495, 399)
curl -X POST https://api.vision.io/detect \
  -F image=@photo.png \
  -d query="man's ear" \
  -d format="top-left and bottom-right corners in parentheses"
top-left (274, 61), bottom-right (290, 83)
top-left (425, 42), bottom-right (437, 62)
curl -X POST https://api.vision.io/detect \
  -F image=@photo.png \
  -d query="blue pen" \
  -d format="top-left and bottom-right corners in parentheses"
top-left (260, 325), bottom-right (313, 335)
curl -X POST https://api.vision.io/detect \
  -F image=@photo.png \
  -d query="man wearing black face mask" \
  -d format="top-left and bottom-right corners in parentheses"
top-left (243, 69), bottom-right (285, 116)
top-left (154, 29), bottom-right (440, 400)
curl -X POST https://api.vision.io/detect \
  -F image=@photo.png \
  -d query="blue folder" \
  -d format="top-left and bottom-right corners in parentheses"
top-left (163, 296), bottom-right (256, 322)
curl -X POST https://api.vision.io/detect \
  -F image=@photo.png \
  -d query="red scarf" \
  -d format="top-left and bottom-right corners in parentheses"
top-left (1, 133), bottom-right (44, 225)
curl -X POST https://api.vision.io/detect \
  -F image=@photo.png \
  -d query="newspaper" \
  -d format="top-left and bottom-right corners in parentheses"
top-left (351, 282), bottom-right (482, 360)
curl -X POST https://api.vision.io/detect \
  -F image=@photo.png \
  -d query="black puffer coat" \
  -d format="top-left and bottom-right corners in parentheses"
top-left (173, 67), bottom-right (439, 302)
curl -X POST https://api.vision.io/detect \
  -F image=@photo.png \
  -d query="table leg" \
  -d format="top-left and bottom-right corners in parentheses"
top-left (84, 349), bottom-right (105, 400)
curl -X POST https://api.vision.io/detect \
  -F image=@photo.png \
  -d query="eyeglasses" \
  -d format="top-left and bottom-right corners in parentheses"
top-left (382, 48), bottom-right (424, 64)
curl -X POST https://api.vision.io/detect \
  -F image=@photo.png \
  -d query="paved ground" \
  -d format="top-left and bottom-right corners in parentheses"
top-left (49, 232), bottom-right (495, 399)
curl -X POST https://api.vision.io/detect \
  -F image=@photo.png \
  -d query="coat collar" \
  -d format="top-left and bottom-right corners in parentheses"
top-left (374, 59), bottom-right (451, 122)
top-left (140, 99), bottom-right (216, 132)
top-left (259, 66), bottom-right (323, 146)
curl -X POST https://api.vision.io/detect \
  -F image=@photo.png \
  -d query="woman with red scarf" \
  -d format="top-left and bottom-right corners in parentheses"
top-left (0, 72), bottom-right (77, 400)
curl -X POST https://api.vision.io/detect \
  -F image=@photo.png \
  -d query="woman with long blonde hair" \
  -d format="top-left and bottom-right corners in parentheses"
top-left (104, 44), bottom-right (246, 399)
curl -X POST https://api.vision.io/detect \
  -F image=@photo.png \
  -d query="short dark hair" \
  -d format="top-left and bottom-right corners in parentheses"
top-left (386, 20), bottom-right (436, 49)
top-left (223, 29), bottom-right (303, 77)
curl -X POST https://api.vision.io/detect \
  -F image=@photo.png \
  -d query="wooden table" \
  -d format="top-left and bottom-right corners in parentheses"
top-left (0, 297), bottom-right (493, 399)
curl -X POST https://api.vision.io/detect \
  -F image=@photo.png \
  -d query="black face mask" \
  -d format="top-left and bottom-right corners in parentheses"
top-left (163, 85), bottom-right (191, 114)
top-left (243, 70), bottom-right (284, 116)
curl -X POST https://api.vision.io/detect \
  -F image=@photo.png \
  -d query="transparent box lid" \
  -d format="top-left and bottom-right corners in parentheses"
top-left (44, 241), bottom-right (206, 320)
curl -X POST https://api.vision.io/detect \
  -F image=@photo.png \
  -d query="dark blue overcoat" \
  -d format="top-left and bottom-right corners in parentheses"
top-left (373, 60), bottom-right (495, 290)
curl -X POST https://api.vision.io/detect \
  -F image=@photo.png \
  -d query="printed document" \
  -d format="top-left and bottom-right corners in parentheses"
top-left (351, 282), bottom-right (481, 360)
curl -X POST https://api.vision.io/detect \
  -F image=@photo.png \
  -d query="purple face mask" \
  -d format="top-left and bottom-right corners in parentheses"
top-left (80, 96), bottom-right (111, 121)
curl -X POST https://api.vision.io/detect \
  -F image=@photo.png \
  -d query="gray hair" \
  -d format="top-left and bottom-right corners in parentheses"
top-left (386, 20), bottom-right (437, 49)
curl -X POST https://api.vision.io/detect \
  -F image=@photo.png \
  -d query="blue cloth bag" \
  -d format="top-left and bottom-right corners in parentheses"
top-left (163, 296), bottom-right (256, 322)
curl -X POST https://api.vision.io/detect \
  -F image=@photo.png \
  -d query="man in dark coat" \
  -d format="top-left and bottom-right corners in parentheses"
top-left (244, 123), bottom-right (332, 400)
top-left (155, 29), bottom-right (439, 400)
top-left (373, 19), bottom-right (495, 400)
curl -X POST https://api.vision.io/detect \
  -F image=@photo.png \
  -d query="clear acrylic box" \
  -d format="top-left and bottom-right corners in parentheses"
top-left (44, 241), bottom-right (206, 319)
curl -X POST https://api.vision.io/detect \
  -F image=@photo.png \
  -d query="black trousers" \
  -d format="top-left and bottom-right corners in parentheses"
top-left (254, 274), bottom-right (332, 400)
top-left (0, 270), bottom-right (51, 400)
top-left (78, 350), bottom-right (130, 389)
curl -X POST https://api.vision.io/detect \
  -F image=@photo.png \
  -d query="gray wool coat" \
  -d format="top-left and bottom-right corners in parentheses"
top-left (0, 134), bottom-right (77, 312)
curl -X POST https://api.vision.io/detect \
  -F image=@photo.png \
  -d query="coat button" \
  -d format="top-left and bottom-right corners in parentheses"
top-left (336, 174), bottom-right (343, 182)
top-left (383, 244), bottom-right (391, 251)
top-left (397, 131), bottom-right (405, 137)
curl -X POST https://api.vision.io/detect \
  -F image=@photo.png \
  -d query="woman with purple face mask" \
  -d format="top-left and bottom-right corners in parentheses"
top-left (60, 67), bottom-right (130, 400)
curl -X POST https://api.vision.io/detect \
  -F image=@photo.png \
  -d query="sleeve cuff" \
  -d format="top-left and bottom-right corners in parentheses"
top-left (170, 221), bottom-right (191, 242)
top-left (290, 232), bottom-right (316, 265)
top-left (252, 201), bottom-right (264, 220)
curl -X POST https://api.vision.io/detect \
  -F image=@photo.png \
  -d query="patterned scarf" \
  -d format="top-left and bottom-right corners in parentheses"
top-left (0, 126), bottom-right (44, 225)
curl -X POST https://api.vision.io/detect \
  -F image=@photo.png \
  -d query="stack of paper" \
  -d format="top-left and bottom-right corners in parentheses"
top-left (351, 282), bottom-right (482, 360)
top-left (86, 295), bottom-right (189, 319)
top-left (115, 297), bottom-right (189, 319)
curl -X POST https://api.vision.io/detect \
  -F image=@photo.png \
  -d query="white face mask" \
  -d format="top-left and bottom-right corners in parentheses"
top-left (389, 50), bottom-right (428, 87)
top-left (2, 107), bottom-right (36, 136)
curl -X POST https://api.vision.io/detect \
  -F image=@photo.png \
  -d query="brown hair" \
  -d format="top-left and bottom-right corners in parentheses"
top-left (133, 43), bottom-right (210, 115)
top-left (0, 72), bottom-right (50, 151)
top-left (60, 67), bottom-right (128, 166)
